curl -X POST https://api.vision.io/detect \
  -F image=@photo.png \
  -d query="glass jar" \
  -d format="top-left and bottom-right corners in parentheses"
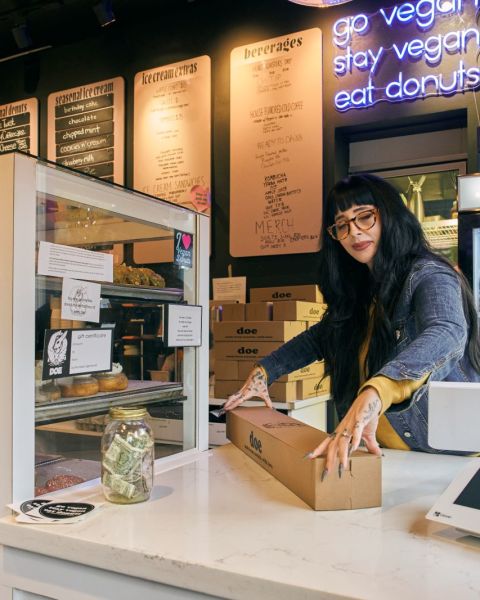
top-left (101, 407), bottom-right (154, 504)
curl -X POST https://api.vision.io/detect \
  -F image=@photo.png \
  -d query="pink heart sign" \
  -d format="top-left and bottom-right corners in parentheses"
top-left (182, 234), bottom-right (192, 250)
top-left (190, 185), bottom-right (210, 213)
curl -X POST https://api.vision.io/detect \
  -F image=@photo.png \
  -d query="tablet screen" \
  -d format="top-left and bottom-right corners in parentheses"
top-left (454, 467), bottom-right (480, 510)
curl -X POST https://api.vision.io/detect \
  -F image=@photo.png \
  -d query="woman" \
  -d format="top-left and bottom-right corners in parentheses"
top-left (223, 174), bottom-right (480, 478)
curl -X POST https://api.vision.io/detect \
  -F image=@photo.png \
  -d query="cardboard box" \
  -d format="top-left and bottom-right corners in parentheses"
top-left (149, 417), bottom-right (229, 446)
top-left (245, 302), bottom-right (273, 321)
top-left (273, 301), bottom-right (326, 322)
top-left (250, 284), bottom-right (323, 303)
top-left (237, 360), bottom-right (325, 383)
top-left (148, 417), bottom-right (183, 443)
top-left (214, 341), bottom-right (282, 362)
top-left (221, 303), bottom-right (246, 321)
top-left (214, 360), bottom-right (240, 381)
top-left (149, 370), bottom-right (170, 382)
top-left (209, 422), bottom-right (228, 446)
top-left (227, 407), bottom-right (382, 510)
top-left (215, 379), bottom-right (297, 402)
top-left (214, 320), bottom-right (306, 342)
top-left (297, 376), bottom-right (331, 399)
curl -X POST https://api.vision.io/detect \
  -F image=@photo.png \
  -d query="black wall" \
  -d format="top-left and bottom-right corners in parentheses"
top-left (1, 0), bottom-right (478, 294)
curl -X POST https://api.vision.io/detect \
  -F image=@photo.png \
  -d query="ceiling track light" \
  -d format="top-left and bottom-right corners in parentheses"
top-left (93, 0), bottom-right (116, 27)
top-left (11, 23), bottom-right (33, 49)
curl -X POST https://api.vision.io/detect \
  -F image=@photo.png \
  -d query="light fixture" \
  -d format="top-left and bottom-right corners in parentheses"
top-left (288, 0), bottom-right (354, 7)
top-left (93, 0), bottom-right (116, 27)
top-left (11, 23), bottom-right (33, 49)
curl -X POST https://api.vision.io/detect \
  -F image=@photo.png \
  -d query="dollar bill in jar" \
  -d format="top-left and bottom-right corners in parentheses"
top-left (101, 407), bottom-right (154, 504)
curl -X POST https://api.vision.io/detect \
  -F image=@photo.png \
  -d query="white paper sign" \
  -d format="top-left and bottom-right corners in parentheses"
top-left (38, 241), bottom-right (113, 282)
top-left (70, 329), bottom-right (112, 374)
top-left (166, 304), bottom-right (202, 347)
top-left (212, 277), bottom-right (246, 303)
top-left (61, 278), bottom-right (101, 323)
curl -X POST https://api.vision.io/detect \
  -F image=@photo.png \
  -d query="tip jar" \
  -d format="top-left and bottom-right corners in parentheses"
top-left (101, 406), bottom-right (154, 504)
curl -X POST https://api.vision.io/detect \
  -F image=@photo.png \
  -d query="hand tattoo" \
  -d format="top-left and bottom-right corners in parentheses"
top-left (361, 397), bottom-right (381, 424)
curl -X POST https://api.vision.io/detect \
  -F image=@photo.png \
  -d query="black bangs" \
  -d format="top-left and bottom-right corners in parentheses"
top-left (325, 176), bottom-right (377, 226)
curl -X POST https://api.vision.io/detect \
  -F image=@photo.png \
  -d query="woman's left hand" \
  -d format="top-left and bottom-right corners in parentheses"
top-left (308, 386), bottom-right (383, 478)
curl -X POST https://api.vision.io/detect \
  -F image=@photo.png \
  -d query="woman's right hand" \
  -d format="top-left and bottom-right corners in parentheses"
top-left (223, 366), bottom-right (273, 411)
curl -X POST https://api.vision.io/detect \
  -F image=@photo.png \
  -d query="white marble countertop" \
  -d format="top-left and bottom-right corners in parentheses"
top-left (1, 445), bottom-right (480, 599)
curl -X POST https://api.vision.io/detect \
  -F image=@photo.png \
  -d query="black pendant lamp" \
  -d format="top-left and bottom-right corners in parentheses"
top-left (288, 0), bottom-right (354, 6)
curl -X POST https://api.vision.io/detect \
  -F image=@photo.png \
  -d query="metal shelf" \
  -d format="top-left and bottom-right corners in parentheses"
top-left (35, 380), bottom-right (186, 425)
top-left (36, 274), bottom-right (184, 303)
top-left (422, 218), bottom-right (457, 250)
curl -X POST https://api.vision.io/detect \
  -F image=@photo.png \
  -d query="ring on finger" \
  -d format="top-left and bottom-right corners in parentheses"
top-left (340, 428), bottom-right (352, 439)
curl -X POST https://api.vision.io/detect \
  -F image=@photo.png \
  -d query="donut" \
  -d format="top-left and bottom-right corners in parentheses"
top-left (96, 372), bottom-right (128, 392)
top-left (36, 383), bottom-right (61, 403)
top-left (59, 377), bottom-right (99, 398)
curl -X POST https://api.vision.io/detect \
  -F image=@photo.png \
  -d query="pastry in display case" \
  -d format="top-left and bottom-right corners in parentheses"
top-left (0, 152), bottom-right (209, 508)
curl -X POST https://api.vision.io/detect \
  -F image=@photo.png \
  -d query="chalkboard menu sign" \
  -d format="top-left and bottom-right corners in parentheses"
top-left (230, 29), bottom-right (323, 257)
top-left (134, 56), bottom-right (211, 214)
top-left (47, 77), bottom-right (124, 184)
top-left (0, 98), bottom-right (38, 156)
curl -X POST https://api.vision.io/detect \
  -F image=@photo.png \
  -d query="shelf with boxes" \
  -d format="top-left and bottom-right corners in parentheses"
top-left (210, 284), bottom-right (331, 444)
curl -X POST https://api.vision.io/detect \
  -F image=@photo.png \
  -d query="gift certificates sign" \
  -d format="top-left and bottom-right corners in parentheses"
top-left (134, 56), bottom-right (211, 214)
top-left (230, 29), bottom-right (323, 257)
top-left (42, 328), bottom-right (113, 379)
top-left (0, 98), bottom-right (38, 155)
top-left (47, 77), bottom-right (125, 183)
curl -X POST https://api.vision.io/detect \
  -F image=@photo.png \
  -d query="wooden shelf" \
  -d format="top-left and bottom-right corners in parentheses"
top-left (36, 420), bottom-right (103, 437)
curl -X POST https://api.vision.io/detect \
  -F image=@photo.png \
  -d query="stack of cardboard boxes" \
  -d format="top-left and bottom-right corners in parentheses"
top-left (213, 285), bottom-right (330, 402)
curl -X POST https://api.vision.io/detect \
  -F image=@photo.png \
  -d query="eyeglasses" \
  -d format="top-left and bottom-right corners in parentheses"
top-left (327, 208), bottom-right (378, 241)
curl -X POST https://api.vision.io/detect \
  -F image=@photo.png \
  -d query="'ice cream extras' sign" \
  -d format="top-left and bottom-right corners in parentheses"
top-left (333, 0), bottom-right (480, 111)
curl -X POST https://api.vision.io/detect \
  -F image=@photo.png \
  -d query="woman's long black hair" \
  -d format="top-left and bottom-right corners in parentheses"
top-left (316, 173), bottom-right (480, 417)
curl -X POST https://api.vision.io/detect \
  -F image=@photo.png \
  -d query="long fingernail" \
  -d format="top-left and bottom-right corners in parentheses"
top-left (338, 464), bottom-right (344, 479)
top-left (321, 468), bottom-right (328, 482)
top-left (303, 452), bottom-right (313, 459)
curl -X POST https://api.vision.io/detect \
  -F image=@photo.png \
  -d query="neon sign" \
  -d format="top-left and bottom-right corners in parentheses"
top-left (332, 0), bottom-right (480, 111)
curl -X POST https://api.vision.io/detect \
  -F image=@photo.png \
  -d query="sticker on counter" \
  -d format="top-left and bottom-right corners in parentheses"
top-left (61, 278), bottom-right (101, 323)
top-left (173, 230), bottom-right (193, 269)
top-left (164, 303), bottom-right (202, 347)
top-left (9, 499), bottom-right (103, 524)
top-left (38, 241), bottom-right (113, 283)
top-left (42, 327), bottom-right (113, 379)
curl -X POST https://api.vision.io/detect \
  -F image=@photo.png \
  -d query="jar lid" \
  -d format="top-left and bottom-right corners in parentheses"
top-left (109, 406), bottom-right (147, 420)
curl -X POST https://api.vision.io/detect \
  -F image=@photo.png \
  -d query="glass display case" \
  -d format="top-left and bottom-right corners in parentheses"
top-left (0, 152), bottom-right (209, 508)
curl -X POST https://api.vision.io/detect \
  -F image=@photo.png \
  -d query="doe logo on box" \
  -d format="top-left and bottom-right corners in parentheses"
top-left (250, 431), bottom-right (262, 453)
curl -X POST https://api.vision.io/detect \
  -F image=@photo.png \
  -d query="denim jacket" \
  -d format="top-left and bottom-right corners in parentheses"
top-left (260, 258), bottom-right (480, 453)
